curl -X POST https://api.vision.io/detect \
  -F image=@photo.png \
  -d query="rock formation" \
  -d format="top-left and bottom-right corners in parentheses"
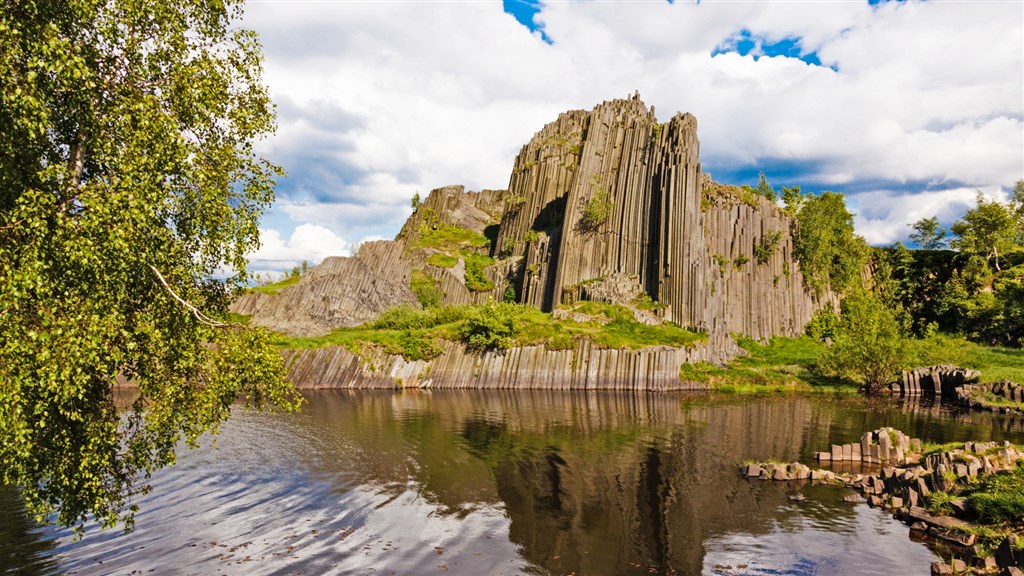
top-left (233, 95), bottom-right (838, 383)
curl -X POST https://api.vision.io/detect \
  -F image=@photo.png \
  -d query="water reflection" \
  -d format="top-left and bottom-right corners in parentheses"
top-left (3, 391), bottom-right (1023, 575)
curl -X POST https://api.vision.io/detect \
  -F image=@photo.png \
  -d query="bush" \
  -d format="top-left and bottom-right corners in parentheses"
top-left (755, 231), bottom-right (783, 265)
top-left (805, 308), bottom-right (839, 341)
top-left (464, 253), bottom-right (495, 292)
top-left (579, 178), bottom-right (613, 232)
top-left (815, 291), bottom-right (910, 393)
top-left (372, 305), bottom-right (434, 330)
top-left (462, 302), bottom-right (519, 350)
top-left (410, 270), bottom-right (442, 308)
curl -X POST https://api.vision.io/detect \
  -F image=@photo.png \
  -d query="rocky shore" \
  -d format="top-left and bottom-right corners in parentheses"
top-left (742, 428), bottom-right (1024, 575)
top-left (958, 381), bottom-right (1024, 416)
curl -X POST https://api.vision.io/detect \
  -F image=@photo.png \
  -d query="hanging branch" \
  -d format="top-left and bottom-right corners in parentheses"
top-left (150, 266), bottom-right (241, 328)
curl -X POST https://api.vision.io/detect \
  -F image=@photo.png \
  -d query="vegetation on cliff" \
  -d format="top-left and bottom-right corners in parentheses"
top-left (269, 300), bottom-right (706, 360)
top-left (0, 0), bottom-right (299, 532)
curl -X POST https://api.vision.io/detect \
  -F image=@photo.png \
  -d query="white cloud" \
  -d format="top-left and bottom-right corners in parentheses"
top-left (243, 0), bottom-right (1024, 248)
top-left (248, 223), bottom-right (350, 276)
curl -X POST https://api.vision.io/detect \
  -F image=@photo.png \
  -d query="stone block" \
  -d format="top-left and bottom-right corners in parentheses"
top-left (930, 561), bottom-right (953, 575)
top-left (832, 444), bottom-right (842, 461)
top-left (907, 488), bottom-right (919, 508)
top-left (745, 464), bottom-right (763, 477)
top-left (997, 536), bottom-right (1022, 568)
top-left (890, 496), bottom-right (904, 509)
top-left (955, 463), bottom-right (969, 479)
top-left (842, 444), bottom-right (852, 461)
top-left (816, 451), bottom-right (831, 461)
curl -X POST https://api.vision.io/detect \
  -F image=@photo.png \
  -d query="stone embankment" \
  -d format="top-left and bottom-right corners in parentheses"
top-left (742, 428), bottom-right (1024, 575)
top-left (892, 364), bottom-right (982, 395)
top-left (283, 335), bottom-right (743, 391)
top-left (958, 381), bottom-right (1024, 416)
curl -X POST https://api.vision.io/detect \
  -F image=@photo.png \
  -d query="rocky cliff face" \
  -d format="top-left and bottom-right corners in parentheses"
top-left (495, 95), bottom-right (830, 340)
top-left (234, 95), bottom-right (832, 345)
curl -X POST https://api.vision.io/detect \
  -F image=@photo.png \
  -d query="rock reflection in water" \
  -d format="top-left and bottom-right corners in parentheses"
top-left (4, 390), bottom-right (1022, 575)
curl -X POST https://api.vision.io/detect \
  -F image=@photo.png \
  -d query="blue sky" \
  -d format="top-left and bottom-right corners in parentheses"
top-left (242, 0), bottom-right (1023, 276)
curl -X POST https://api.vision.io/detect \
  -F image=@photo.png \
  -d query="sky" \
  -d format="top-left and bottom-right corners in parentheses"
top-left (241, 0), bottom-right (1024, 276)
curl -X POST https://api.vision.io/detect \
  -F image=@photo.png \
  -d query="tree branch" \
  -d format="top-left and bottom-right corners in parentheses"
top-left (149, 266), bottom-right (240, 328)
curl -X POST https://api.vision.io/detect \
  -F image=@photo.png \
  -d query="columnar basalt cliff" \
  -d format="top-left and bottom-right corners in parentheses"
top-left (233, 95), bottom-right (836, 386)
top-left (494, 95), bottom-right (830, 340)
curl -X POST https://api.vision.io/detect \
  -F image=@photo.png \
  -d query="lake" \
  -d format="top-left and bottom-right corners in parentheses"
top-left (4, 390), bottom-right (1024, 575)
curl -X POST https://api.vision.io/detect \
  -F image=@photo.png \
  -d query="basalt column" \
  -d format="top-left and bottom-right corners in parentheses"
top-left (551, 98), bottom-right (661, 304)
top-left (648, 112), bottom-right (707, 330)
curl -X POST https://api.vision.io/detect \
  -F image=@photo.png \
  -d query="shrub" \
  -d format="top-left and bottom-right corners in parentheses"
top-left (755, 231), bottom-right (783, 264)
top-left (410, 270), bottom-right (443, 308)
top-left (372, 305), bottom-right (434, 330)
top-left (462, 302), bottom-right (519, 350)
top-left (579, 177), bottom-right (613, 232)
top-left (805, 308), bottom-right (839, 341)
top-left (815, 291), bottom-right (910, 393)
top-left (464, 253), bottom-right (495, 292)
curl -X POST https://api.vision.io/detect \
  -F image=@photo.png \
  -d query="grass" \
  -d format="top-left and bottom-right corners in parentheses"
top-left (416, 224), bottom-right (490, 252)
top-left (908, 333), bottom-right (1024, 383)
top-left (251, 274), bottom-right (301, 295)
top-left (413, 224), bottom-right (495, 292)
top-left (967, 462), bottom-right (1024, 526)
top-left (271, 301), bottom-right (707, 361)
top-left (426, 253), bottom-right (458, 268)
top-left (677, 336), bottom-right (854, 393)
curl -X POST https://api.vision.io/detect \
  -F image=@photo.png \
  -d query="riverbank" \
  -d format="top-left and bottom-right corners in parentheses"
top-left (745, 427), bottom-right (1024, 575)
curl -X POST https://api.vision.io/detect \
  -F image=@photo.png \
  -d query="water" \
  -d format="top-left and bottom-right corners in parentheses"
top-left (4, 391), bottom-right (1024, 576)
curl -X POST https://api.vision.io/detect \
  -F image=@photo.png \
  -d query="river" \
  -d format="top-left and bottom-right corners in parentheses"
top-left (3, 391), bottom-right (1024, 575)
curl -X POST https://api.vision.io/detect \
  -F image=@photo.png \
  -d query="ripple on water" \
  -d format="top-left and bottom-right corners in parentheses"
top-left (7, 391), bottom-right (1023, 575)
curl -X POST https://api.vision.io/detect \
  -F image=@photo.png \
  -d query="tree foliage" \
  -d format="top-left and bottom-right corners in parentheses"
top-left (909, 216), bottom-right (948, 250)
top-left (951, 193), bottom-right (1018, 271)
top-left (792, 191), bottom-right (869, 295)
top-left (462, 302), bottom-right (519, 350)
top-left (0, 0), bottom-right (300, 532)
top-left (816, 292), bottom-right (910, 393)
top-left (755, 172), bottom-right (777, 202)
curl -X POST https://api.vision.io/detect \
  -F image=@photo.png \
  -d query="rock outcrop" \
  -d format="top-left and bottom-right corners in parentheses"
top-left (282, 335), bottom-right (742, 390)
top-left (892, 364), bottom-right (982, 396)
top-left (957, 380), bottom-right (1024, 414)
top-left (232, 240), bottom-right (417, 336)
top-left (234, 95), bottom-right (840, 385)
top-left (496, 95), bottom-right (832, 341)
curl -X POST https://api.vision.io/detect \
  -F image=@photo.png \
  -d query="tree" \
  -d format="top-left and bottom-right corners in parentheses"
top-left (816, 292), bottom-right (910, 393)
top-left (780, 185), bottom-right (806, 216)
top-left (792, 191), bottom-right (869, 295)
top-left (756, 172), bottom-right (777, 202)
top-left (909, 216), bottom-right (948, 250)
top-left (951, 194), bottom-right (1017, 271)
top-left (0, 0), bottom-right (300, 532)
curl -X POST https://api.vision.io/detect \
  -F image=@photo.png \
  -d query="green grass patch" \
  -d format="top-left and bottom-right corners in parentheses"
top-left (426, 253), bottom-right (458, 268)
top-left (251, 274), bottom-right (301, 295)
top-left (463, 252), bottom-right (494, 292)
top-left (410, 270), bottom-right (443, 308)
top-left (678, 336), bottom-right (854, 393)
top-left (919, 441), bottom-right (963, 458)
top-left (910, 334), bottom-right (1024, 383)
top-left (416, 224), bottom-right (490, 252)
top-left (273, 302), bottom-right (706, 360)
top-left (966, 462), bottom-right (1024, 527)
